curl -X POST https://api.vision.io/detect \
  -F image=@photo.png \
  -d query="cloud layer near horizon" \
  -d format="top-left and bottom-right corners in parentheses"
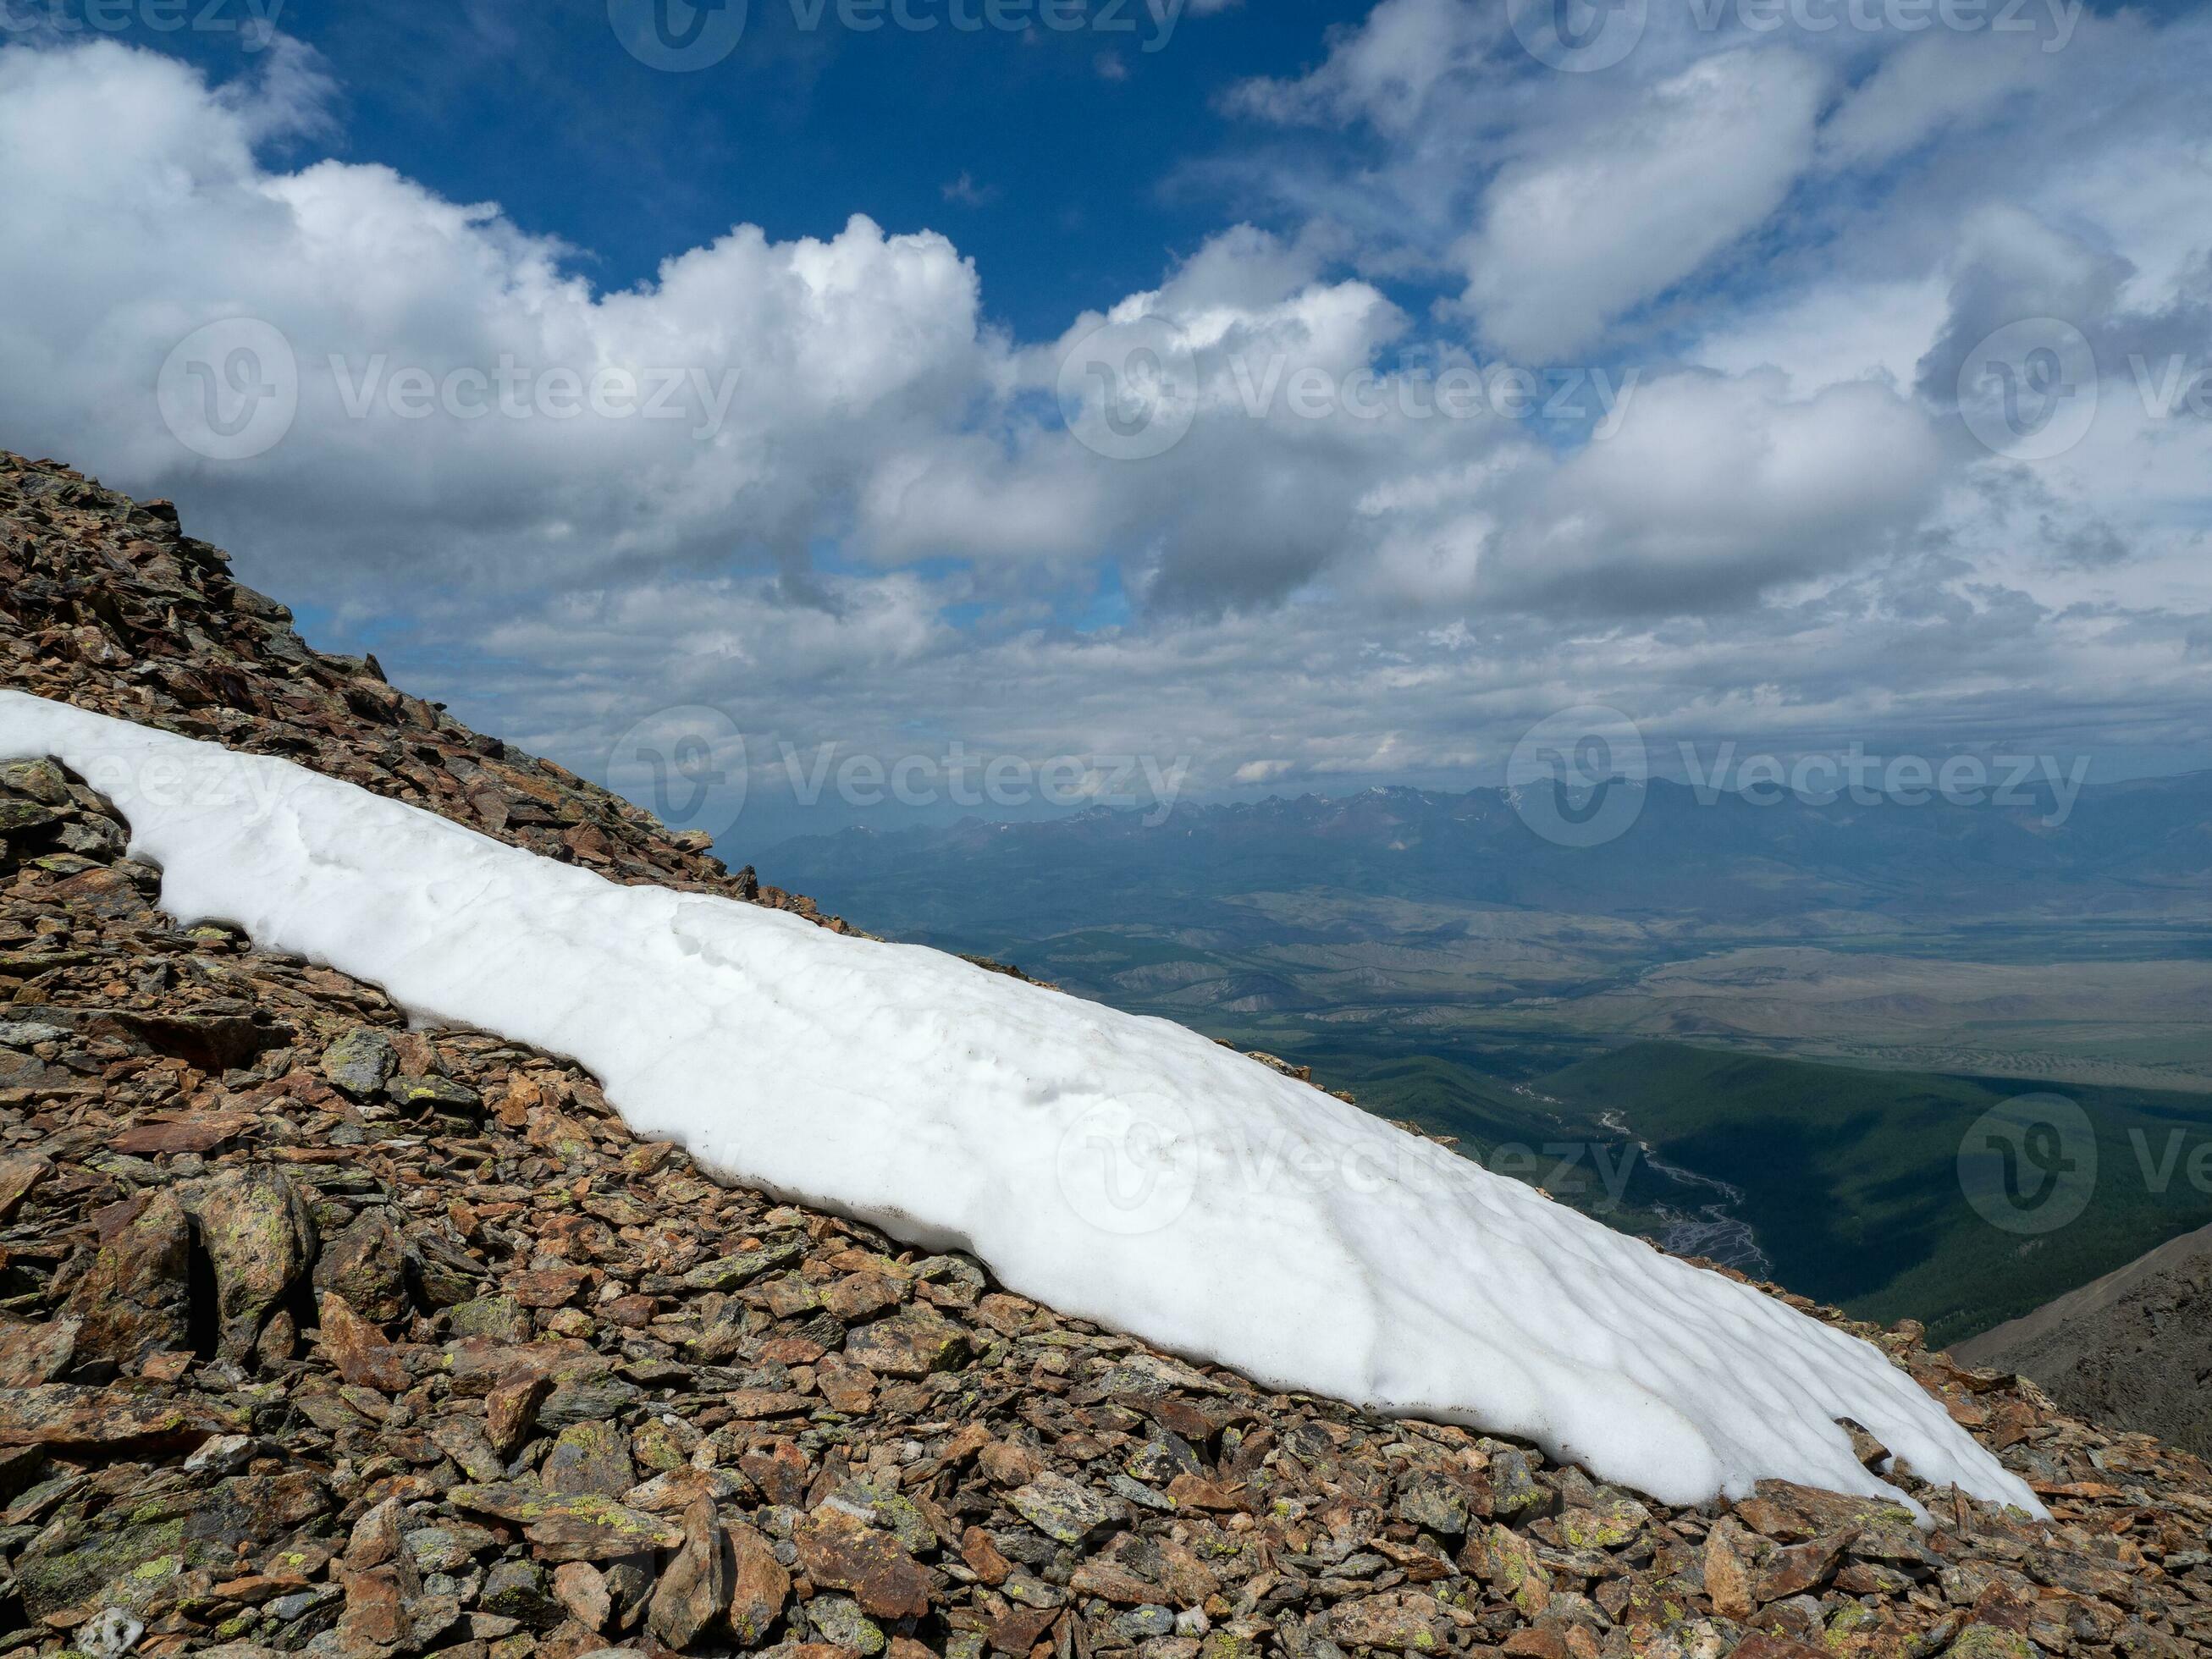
top-left (0, 12), bottom-right (2206, 826)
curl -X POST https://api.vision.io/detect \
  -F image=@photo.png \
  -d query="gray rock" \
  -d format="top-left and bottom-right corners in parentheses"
top-left (312, 1207), bottom-right (411, 1325)
top-left (0, 758), bottom-right (71, 805)
top-left (320, 1028), bottom-right (399, 1100)
top-left (63, 1188), bottom-right (190, 1372)
top-left (539, 1375), bottom-right (643, 1428)
top-left (408, 1590), bottom-right (462, 1650)
top-left (406, 1523), bottom-right (498, 1574)
top-left (808, 1593), bottom-right (887, 1656)
top-left (680, 1236), bottom-right (804, 1291)
top-left (1489, 1448), bottom-right (1553, 1521)
top-left (825, 1477), bottom-right (938, 1554)
top-left (1110, 1472), bottom-right (1178, 1513)
top-left (543, 1420), bottom-right (635, 1499)
top-left (1125, 1427), bottom-right (1203, 1484)
top-left (1393, 1469), bottom-right (1471, 1536)
top-left (269, 1589), bottom-right (338, 1623)
top-left (386, 1072), bottom-right (481, 1115)
top-left (1118, 1607), bottom-right (1178, 1640)
top-left (1008, 1470), bottom-right (1123, 1545)
top-left (447, 1293), bottom-right (532, 1344)
top-left (478, 1558), bottom-right (556, 1628)
top-left (181, 1166), bottom-right (317, 1365)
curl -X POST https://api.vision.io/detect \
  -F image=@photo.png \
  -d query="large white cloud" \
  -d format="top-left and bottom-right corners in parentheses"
top-left (1476, 372), bottom-right (1948, 611)
top-left (0, 15), bottom-right (2206, 818)
top-left (1456, 49), bottom-right (1827, 361)
top-left (0, 38), bottom-right (996, 585)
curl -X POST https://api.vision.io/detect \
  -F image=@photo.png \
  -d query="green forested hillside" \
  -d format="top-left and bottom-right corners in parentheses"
top-left (1540, 1043), bottom-right (2212, 1347)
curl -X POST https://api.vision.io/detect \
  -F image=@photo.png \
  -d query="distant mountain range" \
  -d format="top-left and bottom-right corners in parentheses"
top-left (765, 770), bottom-right (2212, 937)
top-left (763, 773), bottom-right (2212, 1092)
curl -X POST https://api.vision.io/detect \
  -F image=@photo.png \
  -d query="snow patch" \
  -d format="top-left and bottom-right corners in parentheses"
top-left (1, 690), bottom-right (2043, 1516)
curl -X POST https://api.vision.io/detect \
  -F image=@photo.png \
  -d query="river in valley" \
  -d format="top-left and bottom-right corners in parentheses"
top-left (1597, 1109), bottom-right (1773, 1278)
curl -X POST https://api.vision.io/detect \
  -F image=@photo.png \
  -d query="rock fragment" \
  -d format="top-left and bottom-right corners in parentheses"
top-left (183, 1165), bottom-right (317, 1364)
top-left (647, 1493), bottom-right (731, 1648)
top-left (62, 1188), bottom-right (190, 1372)
top-left (320, 1026), bottom-right (399, 1100)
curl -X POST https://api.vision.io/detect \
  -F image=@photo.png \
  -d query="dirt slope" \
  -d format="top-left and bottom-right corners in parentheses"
top-left (1953, 1223), bottom-right (2212, 1458)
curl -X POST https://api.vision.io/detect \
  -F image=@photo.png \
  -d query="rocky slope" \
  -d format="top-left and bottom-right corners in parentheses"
top-left (1953, 1225), bottom-right (2212, 1459)
top-left (0, 452), bottom-right (2209, 1659)
top-left (0, 452), bottom-right (842, 933)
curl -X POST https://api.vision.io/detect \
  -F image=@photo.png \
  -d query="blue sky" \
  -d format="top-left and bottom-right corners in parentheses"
top-left (119, 0), bottom-right (1351, 337)
top-left (0, 0), bottom-right (2208, 844)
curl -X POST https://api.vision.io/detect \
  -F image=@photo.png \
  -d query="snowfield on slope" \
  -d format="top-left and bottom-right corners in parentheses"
top-left (1, 690), bottom-right (2041, 1516)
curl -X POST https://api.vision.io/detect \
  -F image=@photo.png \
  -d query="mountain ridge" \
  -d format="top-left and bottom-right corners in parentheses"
top-left (764, 770), bottom-right (2212, 928)
top-left (1952, 1222), bottom-right (2212, 1458)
